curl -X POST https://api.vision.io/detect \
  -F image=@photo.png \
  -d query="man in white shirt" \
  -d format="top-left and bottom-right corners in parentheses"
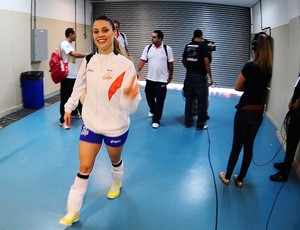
top-left (136, 30), bottom-right (174, 129)
top-left (59, 28), bottom-right (86, 130)
top-left (114, 20), bottom-right (129, 55)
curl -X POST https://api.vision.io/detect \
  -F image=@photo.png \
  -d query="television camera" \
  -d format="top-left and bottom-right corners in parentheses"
top-left (203, 39), bottom-right (216, 52)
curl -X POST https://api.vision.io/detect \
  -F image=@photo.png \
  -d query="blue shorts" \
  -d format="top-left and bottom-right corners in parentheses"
top-left (79, 124), bottom-right (129, 147)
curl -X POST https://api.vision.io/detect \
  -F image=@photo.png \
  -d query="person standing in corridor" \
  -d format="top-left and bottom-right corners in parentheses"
top-left (136, 30), bottom-right (174, 129)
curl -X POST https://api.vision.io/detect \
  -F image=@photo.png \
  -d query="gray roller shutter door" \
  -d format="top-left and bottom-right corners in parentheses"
top-left (92, 2), bottom-right (250, 88)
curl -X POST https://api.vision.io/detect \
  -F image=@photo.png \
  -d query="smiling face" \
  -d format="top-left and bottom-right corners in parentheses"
top-left (93, 19), bottom-right (115, 55)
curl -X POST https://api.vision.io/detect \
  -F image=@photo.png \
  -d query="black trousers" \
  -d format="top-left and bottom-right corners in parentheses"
top-left (225, 108), bottom-right (264, 181)
top-left (184, 73), bottom-right (208, 126)
top-left (59, 78), bottom-right (82, 123)
top-left (282, 109), bottom-right (300, 177)
top-left (145, 79), bottom-right (167, 124)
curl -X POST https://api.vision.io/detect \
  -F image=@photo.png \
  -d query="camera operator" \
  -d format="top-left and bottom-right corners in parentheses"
top-left (190, 37), bottom-right (214, 119)
top-left (270, 72), bottom-right (300, 182)
top-left (182, 29), bottom-right (213, 130)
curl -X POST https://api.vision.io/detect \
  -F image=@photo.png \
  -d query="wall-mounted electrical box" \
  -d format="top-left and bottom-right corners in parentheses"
top-left (31, 29), bottom-right (48, 62)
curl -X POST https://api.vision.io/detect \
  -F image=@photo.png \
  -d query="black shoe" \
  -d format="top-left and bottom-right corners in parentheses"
top-left (269, 172), bottom-right (288, 182)
top-left (274, 162), bottom-right (284, 170)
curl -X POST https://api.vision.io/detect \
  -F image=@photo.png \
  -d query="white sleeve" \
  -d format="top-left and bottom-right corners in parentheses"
top-left (140, 45), bottom-right (150, 61)
top-left (64, 59), bottom-right (88, 113)
top-left (60, 41), bottom-right (75, 62)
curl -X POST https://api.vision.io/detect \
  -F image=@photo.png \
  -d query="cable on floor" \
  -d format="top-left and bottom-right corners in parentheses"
top-left (265, 182), bottom-right (285, 230)
top-left (205, 128), bottom-right (219, 230)
top-left (252, 111), bottom-right (288, 166)
top-left (252, 111), bottom-right (290, 230)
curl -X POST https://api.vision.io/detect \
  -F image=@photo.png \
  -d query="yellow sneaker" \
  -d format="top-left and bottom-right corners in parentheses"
top-left (107, 181), bottom-right (122, 199)
top-left (59, 210), bottom-right (80, 227)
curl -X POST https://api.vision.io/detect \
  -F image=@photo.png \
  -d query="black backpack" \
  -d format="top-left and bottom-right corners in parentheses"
top-left (85, 51), bottom-right (96, 66)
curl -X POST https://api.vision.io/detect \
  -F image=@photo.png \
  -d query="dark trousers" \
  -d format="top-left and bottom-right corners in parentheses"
top-left (282, 110), bottom-right (300, 177)
top-left (184, 73), bottom-right (208, 126)
top-left (59, 78), bottom-right (82, 123)
top-left (225, 109), bottom-right (263, 181)
top-left (145, 79), bottom-right (167, 124)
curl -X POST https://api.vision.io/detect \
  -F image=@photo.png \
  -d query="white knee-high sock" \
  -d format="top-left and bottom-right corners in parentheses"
top-left (112, 160), bottom-right (124, 182)
top-left (67, 172), bottom-right (89, 212)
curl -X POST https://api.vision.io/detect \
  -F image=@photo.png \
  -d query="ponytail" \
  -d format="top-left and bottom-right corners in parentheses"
top-left (114, 38), bottom-right (131, 60)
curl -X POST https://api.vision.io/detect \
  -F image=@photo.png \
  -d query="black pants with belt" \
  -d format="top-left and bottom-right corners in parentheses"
top-left (145, 79), bottom-right (167, 124)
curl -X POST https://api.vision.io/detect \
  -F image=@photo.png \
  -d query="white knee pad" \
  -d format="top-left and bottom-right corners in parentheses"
top-left (67, 173), bottom-right (89, 212)
top-left (112, 160), bottom-right (124, 182)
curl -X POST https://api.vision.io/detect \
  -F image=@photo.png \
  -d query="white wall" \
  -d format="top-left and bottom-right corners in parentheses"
top-left (0, 0), bottom-right (91, 24)
top-left (0, 0), bottom-right (92, 118)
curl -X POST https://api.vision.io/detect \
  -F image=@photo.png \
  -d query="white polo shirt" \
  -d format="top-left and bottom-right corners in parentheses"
top-left (116, 32), bottom-right (128, 49)
top-left (140, 43), bottom-right (174, 83)
top-left (60, 40), bottom-right (77, 79)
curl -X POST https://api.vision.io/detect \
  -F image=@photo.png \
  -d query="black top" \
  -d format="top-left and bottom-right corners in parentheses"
top-left (182, 41), bottom-right (210, 75)
top-left (291, 74), bottom-right (300, 103)
top-left (238, 61), bottom-right (272, 107)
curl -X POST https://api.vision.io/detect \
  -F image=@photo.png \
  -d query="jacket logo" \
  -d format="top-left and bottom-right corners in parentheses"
top-left (103, 72), bottom-right (113, 80)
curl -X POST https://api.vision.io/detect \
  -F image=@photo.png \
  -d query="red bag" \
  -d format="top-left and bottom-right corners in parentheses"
top-left (49, 47), bottom-right (68, 84)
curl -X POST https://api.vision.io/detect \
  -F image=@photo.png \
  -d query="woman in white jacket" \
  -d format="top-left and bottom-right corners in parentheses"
top-left (59, 15), bottom-right (141, 227)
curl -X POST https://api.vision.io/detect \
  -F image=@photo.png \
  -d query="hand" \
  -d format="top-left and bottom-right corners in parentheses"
top-left (64, 112), bottom-right (71, 127)
top-left (136, 72), bottom-right (145, 81)
top-left (124, 75), bottom-right (139, 99)
top-left (167, 77), bottom-right (172, 84)
top-left (208, 78), bottom-right (213, 86)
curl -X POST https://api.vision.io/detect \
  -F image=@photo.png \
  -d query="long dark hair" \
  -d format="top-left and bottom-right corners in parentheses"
top-left (252, 33), bottom-right (273, 74)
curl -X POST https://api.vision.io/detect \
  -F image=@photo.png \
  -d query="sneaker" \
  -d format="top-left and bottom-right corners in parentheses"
top-left (234, 175), bottom-right (243, 188)
top-left (196, 124), bottom-right (208, 130)
top-left (107, 181), bottom-right (122, 199)
top-left (219, 172), bottom-right (230, 185)
top-left (148, 112), bottom-right (154, 118)
top-left (59, 210), bottom-right (80, 226)
top-left (59, 122), bottom-right (70, 130)
top-left (152, 123), bottom-right (160, 129)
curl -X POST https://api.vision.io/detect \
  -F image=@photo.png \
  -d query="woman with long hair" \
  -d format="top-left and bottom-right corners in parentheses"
top-left (59, 15), bottom-right (141, 226)
top-left (219, 32), bottom-right (273, 188)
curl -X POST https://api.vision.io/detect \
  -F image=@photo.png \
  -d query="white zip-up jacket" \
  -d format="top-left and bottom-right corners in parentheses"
top-left (65, 51), bottom-right (142, 136)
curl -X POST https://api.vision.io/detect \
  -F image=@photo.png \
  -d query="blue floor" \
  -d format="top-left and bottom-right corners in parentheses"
top-left (0, 87), bottom-right (299, 230)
